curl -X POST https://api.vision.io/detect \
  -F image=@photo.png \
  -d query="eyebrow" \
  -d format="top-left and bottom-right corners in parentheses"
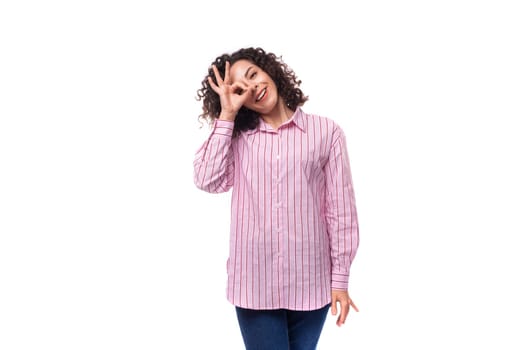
top-left (244, 66), bottom-right (254, 78)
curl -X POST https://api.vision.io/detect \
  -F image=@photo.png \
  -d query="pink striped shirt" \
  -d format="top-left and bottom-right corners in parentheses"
top-left (194, 108), bottom-right (359, 311)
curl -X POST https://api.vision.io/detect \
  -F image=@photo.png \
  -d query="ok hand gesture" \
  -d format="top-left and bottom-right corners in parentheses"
top-left (208, 61), bottom-right (254, 121)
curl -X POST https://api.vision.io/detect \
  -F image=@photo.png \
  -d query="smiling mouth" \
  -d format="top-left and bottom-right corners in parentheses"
top-left (256, 88), bottom-right (267, 102)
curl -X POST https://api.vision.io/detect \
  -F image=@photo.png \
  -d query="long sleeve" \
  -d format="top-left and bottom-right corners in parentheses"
top-left (324, 125), bottom-right (359, 290)
top-left (193, 119), bottom-right (235, 193)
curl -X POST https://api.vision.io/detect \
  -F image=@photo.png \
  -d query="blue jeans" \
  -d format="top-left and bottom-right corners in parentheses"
top-left (235, 304), bottom-right (330, 350)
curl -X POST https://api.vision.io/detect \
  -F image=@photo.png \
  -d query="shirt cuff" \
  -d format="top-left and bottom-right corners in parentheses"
top-left (212, 119), bottom-right (235, 137)
top-left (331, 272), bottom-right (349, 290)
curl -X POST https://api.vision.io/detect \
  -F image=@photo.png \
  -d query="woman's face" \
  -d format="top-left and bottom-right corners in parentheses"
top-left (229, 59), bottom-right (279, 115)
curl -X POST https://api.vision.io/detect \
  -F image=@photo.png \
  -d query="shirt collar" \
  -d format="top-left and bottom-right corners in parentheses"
top-left (246, 108), bottom-right (306, 134)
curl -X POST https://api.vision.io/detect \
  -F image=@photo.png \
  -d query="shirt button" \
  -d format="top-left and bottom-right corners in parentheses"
top-left (276, 154), bottom-right (280, 159)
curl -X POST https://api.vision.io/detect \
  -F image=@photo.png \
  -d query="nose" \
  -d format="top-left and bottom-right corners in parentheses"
top-left (246, 82), bottom-right (257, 93)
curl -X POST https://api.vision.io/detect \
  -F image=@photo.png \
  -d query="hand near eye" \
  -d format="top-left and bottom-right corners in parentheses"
top-left (208, 61), bottom-right (254, 121)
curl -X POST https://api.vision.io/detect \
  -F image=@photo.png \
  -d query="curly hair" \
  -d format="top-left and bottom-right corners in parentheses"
top-left (196, 47), bottom-right (308, 137)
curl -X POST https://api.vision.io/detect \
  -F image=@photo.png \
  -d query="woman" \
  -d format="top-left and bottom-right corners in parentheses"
top-left (193, 47), bottom-right (359, 350)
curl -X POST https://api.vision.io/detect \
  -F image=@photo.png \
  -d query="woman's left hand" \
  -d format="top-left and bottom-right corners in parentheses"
top-left (331, 290), bottom-right (359, 326)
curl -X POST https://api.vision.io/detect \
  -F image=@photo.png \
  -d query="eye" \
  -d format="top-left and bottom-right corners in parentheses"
top-left (233, 87), bottom-right (244, 95)
top-left (250, 71), bottom-right (257, 79)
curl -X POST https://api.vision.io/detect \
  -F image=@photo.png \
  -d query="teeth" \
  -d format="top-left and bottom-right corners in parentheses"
top-left (256, 88), bottom-right (266, 102)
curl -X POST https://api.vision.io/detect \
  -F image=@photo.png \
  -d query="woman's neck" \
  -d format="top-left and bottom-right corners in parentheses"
top-left (260, 101), bottom-right (294, 130)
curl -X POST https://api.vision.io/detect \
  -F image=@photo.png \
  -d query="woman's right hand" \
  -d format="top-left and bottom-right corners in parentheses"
top-left (208, 61), bottom-right (254, 121)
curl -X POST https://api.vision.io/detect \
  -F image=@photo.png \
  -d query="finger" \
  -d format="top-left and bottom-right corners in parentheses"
top-left (231, 82), bottom-right (247, 94)
top-left (349, 299), bottom-right (359, 312)
top-left (337, 300), bottom-right (350, 326)
top-left (223, 61), bottom-right (231, 84)
top-left (207, 76), bottom-right (220, 94)
top-left (211, 64), bottom-right (224, 85)
top-left (232, 83), bottom-right (256, 107)
top-left (234, 81), bottom-right (249, 92)
top-left (331, 299), bottom-right (337, 316)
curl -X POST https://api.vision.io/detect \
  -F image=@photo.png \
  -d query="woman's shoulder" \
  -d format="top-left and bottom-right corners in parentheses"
top-left (299, 108), bottom-right (343, 133)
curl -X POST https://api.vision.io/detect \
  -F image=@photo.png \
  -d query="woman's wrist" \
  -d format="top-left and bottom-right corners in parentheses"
top-left (218, 111), bottom-right (236, 121)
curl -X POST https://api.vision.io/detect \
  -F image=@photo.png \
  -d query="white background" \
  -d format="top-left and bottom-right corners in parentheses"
top-left (1, 0), bottom-right (524, 349)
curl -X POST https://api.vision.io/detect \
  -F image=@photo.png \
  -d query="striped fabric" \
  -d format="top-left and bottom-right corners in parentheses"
top-left (194, 108), bottom-right (359, 311)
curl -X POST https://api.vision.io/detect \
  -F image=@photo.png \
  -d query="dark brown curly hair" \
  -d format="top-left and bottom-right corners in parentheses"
top-left (196, 47), bottom-right (308, 137)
